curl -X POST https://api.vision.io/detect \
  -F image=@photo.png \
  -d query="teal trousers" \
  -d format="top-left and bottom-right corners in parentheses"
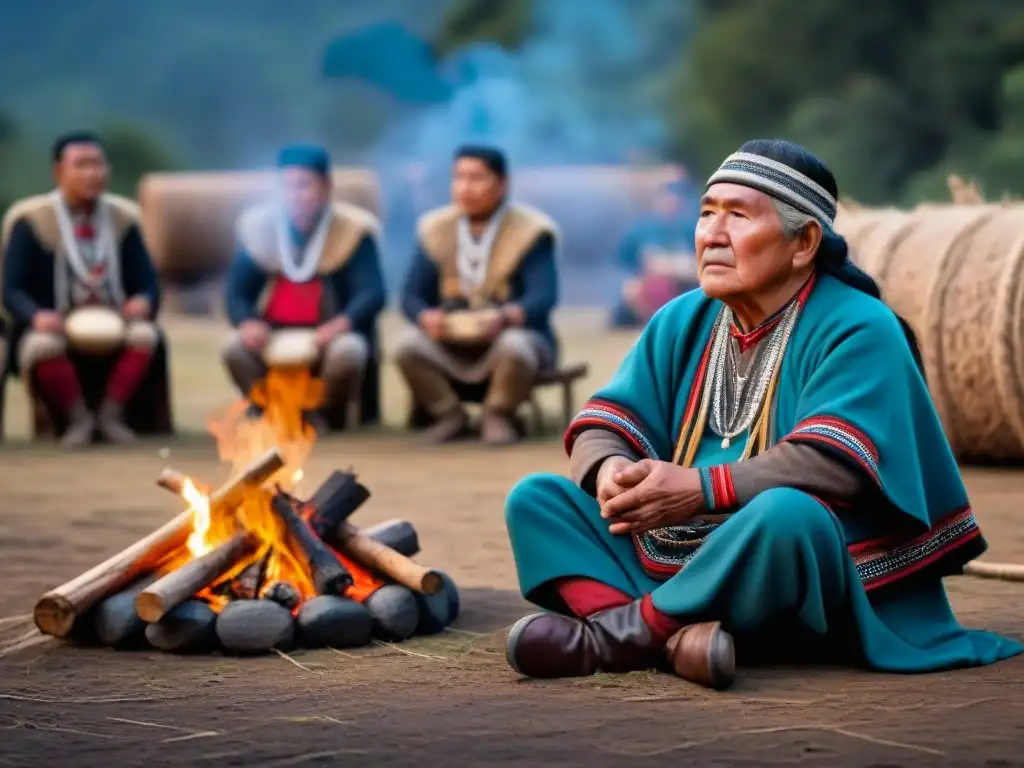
top-left (505, 473), bottom-right (1022, 672)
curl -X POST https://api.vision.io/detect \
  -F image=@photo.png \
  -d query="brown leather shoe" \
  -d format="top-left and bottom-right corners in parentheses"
top-left (420, 407), bottom-right (469, 444)
top-left (505, 600), bottom-right (663, 678)
top-left (481, 410), bottom-right (519, 447)
top-left (664, 621), bottom-right (736, 690)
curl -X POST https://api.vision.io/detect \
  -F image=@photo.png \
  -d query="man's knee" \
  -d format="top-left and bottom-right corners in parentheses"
top-left (738, 488), bottom-right (840, 548)
top-left (391, 326), bottom-right (433, 368)
top-left (18, 331), bottom-right (67, 371)
top-left (125, 321), bottom-right (159, 351)
top-left (322, 332), bottom-right (369, 377)
top-left (505, 472), bottom-right (585, 531)
top-left (220, 331), bottom-right (257, 366)
top-left (491, 328), bottom-right (541, 369)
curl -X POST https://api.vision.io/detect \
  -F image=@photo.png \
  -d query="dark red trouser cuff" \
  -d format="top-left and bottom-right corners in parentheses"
top-left (34, 357), bottom-right (82, 414)
top-left (105, 347), bottom-right (153, 404)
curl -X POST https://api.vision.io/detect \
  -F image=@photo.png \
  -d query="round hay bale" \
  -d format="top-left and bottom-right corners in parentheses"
top-left (137, 168), bottom-right (380, 280)
top-left (868, 205), bottom-right (998, 449)
top-left (937, 206), bottom-right (1024, 462)
top-left (833, 205), bottom-right (892, 250)
top-left (843, 209), bottom-right (918, 276)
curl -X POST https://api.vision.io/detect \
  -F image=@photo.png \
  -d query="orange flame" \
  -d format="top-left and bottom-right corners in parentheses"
top-left (170, 367), bottom-right (385, 611)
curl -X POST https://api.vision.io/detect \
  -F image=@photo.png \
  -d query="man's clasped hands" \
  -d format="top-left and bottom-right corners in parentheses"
top-left (596, 456), bottom-right (708, 535)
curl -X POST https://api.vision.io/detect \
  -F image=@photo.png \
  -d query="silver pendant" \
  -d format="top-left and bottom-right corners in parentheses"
top-left (721, 437), bottom-right (731, 449)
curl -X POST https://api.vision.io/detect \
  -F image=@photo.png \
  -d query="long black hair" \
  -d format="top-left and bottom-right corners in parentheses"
top-left (735, 139), bottom-right (925, 374)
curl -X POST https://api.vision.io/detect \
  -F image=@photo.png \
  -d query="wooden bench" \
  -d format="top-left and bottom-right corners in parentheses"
top-left (526, 361), bottom-right (590, 435)
top-left (0, 319), bottom-right (9, 443)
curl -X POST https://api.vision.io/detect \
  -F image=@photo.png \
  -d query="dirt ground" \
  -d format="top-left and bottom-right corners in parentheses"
top-left (2, 312), bottom-right (1024, 768)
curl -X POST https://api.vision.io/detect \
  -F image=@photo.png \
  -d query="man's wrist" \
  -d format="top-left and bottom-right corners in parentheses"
top-left (698, 465), bottom-right (738, 511)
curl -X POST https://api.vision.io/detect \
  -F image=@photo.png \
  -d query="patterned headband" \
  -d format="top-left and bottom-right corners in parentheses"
top-left (706, 152), bottom-right (838, 227)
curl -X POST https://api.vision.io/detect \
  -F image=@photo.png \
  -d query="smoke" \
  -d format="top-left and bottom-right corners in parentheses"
top-left (368, 0), bottom-right (687, 304)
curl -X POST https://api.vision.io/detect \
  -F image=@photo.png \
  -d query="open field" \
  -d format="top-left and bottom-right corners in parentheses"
top-left (2, 311), bottom-right (1023, 767)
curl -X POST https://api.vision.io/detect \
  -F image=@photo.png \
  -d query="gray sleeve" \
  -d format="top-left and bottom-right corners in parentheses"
top-left (729, 441), bottom-right (866, 506)
top-left (569, 431), bottom-right (642, 496)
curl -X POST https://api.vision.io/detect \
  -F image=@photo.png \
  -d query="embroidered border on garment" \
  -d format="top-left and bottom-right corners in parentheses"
top-left (563, 398), bottom-right (658, 460)
top-left (699, 465), bottom-right (737, 511)
top-left (780, 415), bottom-right (881, 487)
top-left (632, 501), bottom-right (983, 593)
top-left (850, 505), bottom-right (982, 590)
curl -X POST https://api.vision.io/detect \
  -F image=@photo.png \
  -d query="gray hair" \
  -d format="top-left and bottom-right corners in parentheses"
top-left (772, 198), bottom-right (816, 239)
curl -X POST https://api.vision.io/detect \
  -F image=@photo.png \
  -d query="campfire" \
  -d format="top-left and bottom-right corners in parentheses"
top-left (31, 369), bottom-right (458, 654)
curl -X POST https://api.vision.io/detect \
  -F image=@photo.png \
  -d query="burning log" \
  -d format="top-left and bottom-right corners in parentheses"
top-left (332, 521), bottom-right (442, 596)
top-left (299, 471), bottom-right (441, 596)
top-left (33, 514), bottom-right (190, 638)
top-left (270, 492), bottom-right (353, 596)
top-left (231, 551), bottom-right (270, 600)
top-left (156, 446), bottom-right (286, 513)
top-left (34, 447), bottom-right (286, 638)
top-left (136, 532), bottom-right (258, 623)
top-left (305, 469), bottom-right (371, 539)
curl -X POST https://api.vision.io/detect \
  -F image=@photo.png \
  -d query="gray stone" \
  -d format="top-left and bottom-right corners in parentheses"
top-left (296, 595), bottom-right (373, 648)
top-left (216, 599), bottom-right (295, 654)
top-left (362, 519), bottom-right (420, 557)
top-left (364, 585), bottom-right (420, 642)
top-left (414, 571), bottom-right (460, 636)
top-left (145, 600), bottom-right (218, 653)
top-left (94, 576), bottom-right (155, 648)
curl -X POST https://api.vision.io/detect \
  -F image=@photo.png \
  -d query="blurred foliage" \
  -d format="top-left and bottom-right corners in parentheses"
top-left (433, 0), bottom-right (534, 58)
top-left (668, 0), bottom-right (1024, 203)
top-left (0, 0), bottom-right (1022, 208)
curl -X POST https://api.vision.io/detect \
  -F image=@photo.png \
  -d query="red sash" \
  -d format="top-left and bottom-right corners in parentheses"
top-left (263, 277), bottom-right (324, 327)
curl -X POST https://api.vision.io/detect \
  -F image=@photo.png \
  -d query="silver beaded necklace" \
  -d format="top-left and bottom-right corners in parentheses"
top-left (706, 300), bottom-right (801, 449)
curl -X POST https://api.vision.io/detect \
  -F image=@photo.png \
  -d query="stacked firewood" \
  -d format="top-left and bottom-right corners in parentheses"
top-left (32, 448), bottom-right (459, 654)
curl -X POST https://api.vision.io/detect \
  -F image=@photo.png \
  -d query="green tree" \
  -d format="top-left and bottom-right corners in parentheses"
top-left (98, 121), bottom-right (185, 197)
top-left (669, 0), bottom-right (1024, 202)
top-left (432, 0), bottom-right (533, 58)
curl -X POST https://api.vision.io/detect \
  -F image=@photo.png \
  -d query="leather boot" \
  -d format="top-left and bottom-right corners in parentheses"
top-left (481, 409), bottom-right (520, 447)
top-left (664, 621), bottom-right (736, 690)
top-left (60, 400), bottom-right (96, 449)
top-left (420, 406), bottom-right (469, 444)
top-left (96, 400), bottom-right (138, 444)
top-left (505, 600), bottom-right (663, 678)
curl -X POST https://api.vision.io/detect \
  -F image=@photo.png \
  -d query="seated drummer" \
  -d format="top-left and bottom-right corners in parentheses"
top-left (1, 131), bottom-right (161, 447)
top-left (394, 146), bottom-right (559, 446)
top-left (221, 145), bottom-right (386, 433)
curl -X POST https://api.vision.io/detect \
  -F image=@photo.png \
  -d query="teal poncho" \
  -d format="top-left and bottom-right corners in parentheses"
top-left (505, 272), bottom-right (1021, 672)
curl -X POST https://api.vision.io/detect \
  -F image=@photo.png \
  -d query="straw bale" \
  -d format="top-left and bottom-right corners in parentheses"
top-left (137, 169), bottom-right (380, 278)
top-left (938, 207), bottom-right (1024, 461)
top-left (874, 206), bottom-right (997, 450)
top-left (843, 210), bottom-right (917, 276)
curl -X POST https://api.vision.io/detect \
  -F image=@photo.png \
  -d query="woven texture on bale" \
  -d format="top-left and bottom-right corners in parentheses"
top-left (875, 206), bottom-right (996, 452)
top-left (834, 207), bottom-right (897, 254)
top-left (941, 207), bottom-right (1024, 462)
top-left (845, 211), bottom-right (917, 277)
top-left (137, 169), bottom-right (380, 277)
